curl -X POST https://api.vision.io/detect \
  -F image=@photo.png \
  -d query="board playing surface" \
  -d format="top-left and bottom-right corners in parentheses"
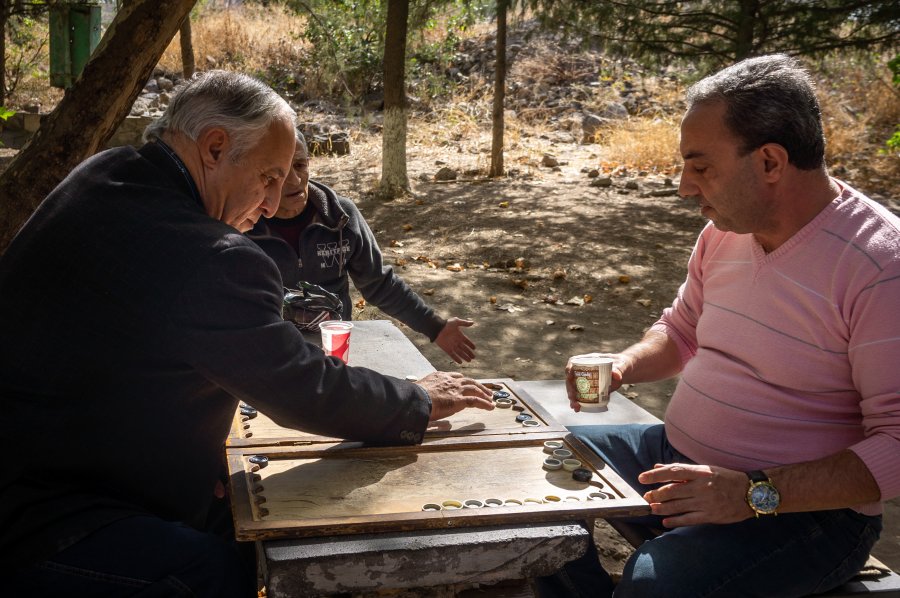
top-left (227, 436), bottom-right (648, 541)
top-left (226, 379), bottom-right (566, 448)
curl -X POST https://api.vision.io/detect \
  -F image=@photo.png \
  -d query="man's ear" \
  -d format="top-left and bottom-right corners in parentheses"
top-left (758, 143), bottom-right (788, 182)
top-left (196, 128), bottom-right (229, 167)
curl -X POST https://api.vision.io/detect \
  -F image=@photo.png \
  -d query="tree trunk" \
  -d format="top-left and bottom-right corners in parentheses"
top-left (0, 0), bottom-right (196, 254)
top-left (734, 0), bottom-right (759, 60)
top-left (378, 0), bottom-right (409, 199)
top-left (489, 0), bottom-right (507, 178)
top-left (1, 1), bottom-right (9, 107)
top-left (180, 14), bottom-right (195, 79)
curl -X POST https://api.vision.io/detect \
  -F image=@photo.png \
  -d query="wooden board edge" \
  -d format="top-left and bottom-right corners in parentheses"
top-left (233, 496), bottom-right (650, 542)
top-left (564, 433), bottom-right (647, 504)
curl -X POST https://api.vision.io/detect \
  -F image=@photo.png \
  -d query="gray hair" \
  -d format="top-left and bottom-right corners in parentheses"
top-left (685, 54), bottom-right (825, 170)
top-left (295, 128), bottom-right (308, 156)
top-left (144, 70), bottom-right (296, 162)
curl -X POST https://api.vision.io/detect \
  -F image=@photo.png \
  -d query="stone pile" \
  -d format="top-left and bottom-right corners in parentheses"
top-left (425, 19), bottom-right (688, 145)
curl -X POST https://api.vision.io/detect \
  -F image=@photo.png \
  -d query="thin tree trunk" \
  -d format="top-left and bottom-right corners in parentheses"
top-left (489, 0), bottom-right (507, 178)
top-left (0, 0), bottom-right (197, 254)
top-left (378, 0), bottom-right (409, 199)
top-left (180, 14), bottom-right (195, 79)
top-left (1, 2), bottom-right (9, 107)
top-left (734, 0), bottom-right (758, 60)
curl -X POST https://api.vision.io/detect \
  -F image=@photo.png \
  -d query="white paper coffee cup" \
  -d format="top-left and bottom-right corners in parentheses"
top-left (570, 355), bottom-right (613, 405)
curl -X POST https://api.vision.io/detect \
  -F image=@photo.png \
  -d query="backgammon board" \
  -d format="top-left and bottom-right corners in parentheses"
top-left (227, 433), bottom-right (648, 541)
top-left (226, 378), bottom-right (567, 448)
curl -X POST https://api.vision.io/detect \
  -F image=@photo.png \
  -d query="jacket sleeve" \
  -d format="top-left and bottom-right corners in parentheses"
top-left (245, 219), bottom-right (300, 288)
top-left (342, 198), bottom-right (446, 341)
top-left (167, 234), bottom-right (432, 444)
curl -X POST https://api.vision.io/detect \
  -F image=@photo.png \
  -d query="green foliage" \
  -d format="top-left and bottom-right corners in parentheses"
top-left (886, 127), bottom-right (900, 151)
top-left (0, 106), bottom-right (13, 120)
top-left (4, 12), bottom-right (50, 98)
top-left (283, 0), bottom-right (386, 100)
top-left (885, 54), bottom-right (900, 154)
top-left (526, 0), bottom-right (900, 69)
top-left (282, 0), bottom-right (491, 103)
top-left (889, 54), bottom-right (900, 87)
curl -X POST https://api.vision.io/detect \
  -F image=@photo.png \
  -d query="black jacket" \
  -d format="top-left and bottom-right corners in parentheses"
top-left (247, 180), bottom-right (445, 341)
top-left (0, 143), bottom-right (430, 569)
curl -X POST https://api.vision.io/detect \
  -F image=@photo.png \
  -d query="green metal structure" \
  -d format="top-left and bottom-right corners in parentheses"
top-left (49, 1), bottom-right (102, 89)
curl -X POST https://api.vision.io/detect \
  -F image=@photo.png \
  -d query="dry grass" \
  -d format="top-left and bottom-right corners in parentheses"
top-left (4, 5), bottom-right (896, 195)
top-left (597, 118), bottom-right (682, 174)
top-left (817, 52), bottom-right (900, 188)
top-left (157, 3), bottom-right (309, 76)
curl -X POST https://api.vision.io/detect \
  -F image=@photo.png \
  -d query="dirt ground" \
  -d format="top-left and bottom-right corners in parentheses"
top-left (318, 132), bottom-right (900, 577)
top-left (2, 123), bottom-right (897, 582)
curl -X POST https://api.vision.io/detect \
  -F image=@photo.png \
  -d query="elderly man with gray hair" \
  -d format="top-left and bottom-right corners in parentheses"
top-left (0, 70), bottom-right (492, 596)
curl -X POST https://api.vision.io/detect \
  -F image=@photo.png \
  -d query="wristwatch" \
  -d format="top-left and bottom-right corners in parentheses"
top-left (746, 470), bottom-right (780, 517)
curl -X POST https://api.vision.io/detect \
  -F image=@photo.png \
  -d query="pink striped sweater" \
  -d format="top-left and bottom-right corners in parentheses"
top-left (653, 181), bottom-right (900, 515)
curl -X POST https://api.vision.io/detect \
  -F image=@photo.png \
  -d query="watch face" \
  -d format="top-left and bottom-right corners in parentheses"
top-left (749, 483), bottom-right (780, 514)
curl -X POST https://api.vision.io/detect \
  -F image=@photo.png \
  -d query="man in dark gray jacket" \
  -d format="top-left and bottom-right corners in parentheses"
top-left (0, 71), bottom-right (492, 597)
top-left (248, 132), bottom-right (477, 363)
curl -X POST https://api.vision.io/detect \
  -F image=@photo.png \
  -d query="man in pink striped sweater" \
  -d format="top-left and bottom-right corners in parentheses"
top-left (540, 54), bottom-right (900, 597)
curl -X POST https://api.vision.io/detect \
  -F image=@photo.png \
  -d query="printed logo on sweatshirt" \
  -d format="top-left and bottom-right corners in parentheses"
top-left (317, 240), bottom-right (351, 268)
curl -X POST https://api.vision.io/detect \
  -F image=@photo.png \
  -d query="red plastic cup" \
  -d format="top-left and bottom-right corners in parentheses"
top-left (319, 321), bottom-right (353, 363)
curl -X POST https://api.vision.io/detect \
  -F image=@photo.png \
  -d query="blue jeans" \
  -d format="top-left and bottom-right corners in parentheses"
top-left (536, 424), bottom-right (882, 598)
top-left (3, 508), bottom-right (256, 597)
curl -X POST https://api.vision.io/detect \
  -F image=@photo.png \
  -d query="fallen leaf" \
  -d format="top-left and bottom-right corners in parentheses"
top-left (636, 299), bottom-right (652, 307)
top-left (499, 201), bottom-right (510, 208)
top-left (402, 224), bottom-right (413, 231)
top-left (584, 294), bottom-right (593, 303)
top-left (618, 275), bottom-right (631, 284)
top-left (396, 258), bottom-right (408, 266)
top-left (390, 239), bottom-right (404, 247)
top-left (355, 299), bottom-right (366, 308)
top-left (496, 303), bottom-right (524, 313)
top-left (565, 296), bottom-right (585, 306)
top-left (423, 288), bottom-right (435, 296)
top-left (415, 199), bottom-right (425, 205)
top-left (489, 296), bottom-right (497, 304)
top-left (543, 294), bottom-right (560, 304)
top-left (546, 320), bottom-right (555, 325)
top-left (511, 278), bottom-right (528, 289)
top-left (568, 324), bottom-right (585, 331)
top-left (515, 257), bottom-right (526, 269)
top-left (447, 263), bottom-right (464, 272)
top-left (552, 268), bottom-right (567, 280)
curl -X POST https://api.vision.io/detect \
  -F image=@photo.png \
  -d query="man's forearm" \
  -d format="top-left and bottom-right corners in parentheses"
top-left (619, 330), bottom-right (684, 384)
top-left (768, 449), bottom-right (881, 513)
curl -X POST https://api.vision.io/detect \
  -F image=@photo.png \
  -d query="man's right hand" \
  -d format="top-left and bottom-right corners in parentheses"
top-left (564, 353), bottom-right (630, 412)
top-left (416, 371), bottom-right (494, 422)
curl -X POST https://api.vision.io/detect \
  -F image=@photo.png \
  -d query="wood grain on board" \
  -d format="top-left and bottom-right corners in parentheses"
top-left (227, 434), bottom-right (649, 541)
top-left (226, 379), bottom-right (567, 448)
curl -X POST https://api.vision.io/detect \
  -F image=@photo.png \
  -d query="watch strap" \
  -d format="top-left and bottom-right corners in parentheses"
top-left (746, 470), bottom-right (768, 483)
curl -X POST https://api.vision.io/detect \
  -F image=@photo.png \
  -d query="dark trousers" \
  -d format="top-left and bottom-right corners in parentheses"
top-left (4, 498), bottom-right (256, 597)
top-left (536, 424), bottom-right (883, 598)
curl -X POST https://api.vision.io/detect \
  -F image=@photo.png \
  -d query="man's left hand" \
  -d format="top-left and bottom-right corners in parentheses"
top-left (435, 318), bottom-right (476, 363)
top-left (639, 463), bottom-right (753, 527)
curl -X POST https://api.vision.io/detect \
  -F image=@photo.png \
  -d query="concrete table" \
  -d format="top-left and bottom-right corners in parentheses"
top-left (263, 321), bottom-right (649, 597)
top-left (515, 380), bottom-right (662, 427)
